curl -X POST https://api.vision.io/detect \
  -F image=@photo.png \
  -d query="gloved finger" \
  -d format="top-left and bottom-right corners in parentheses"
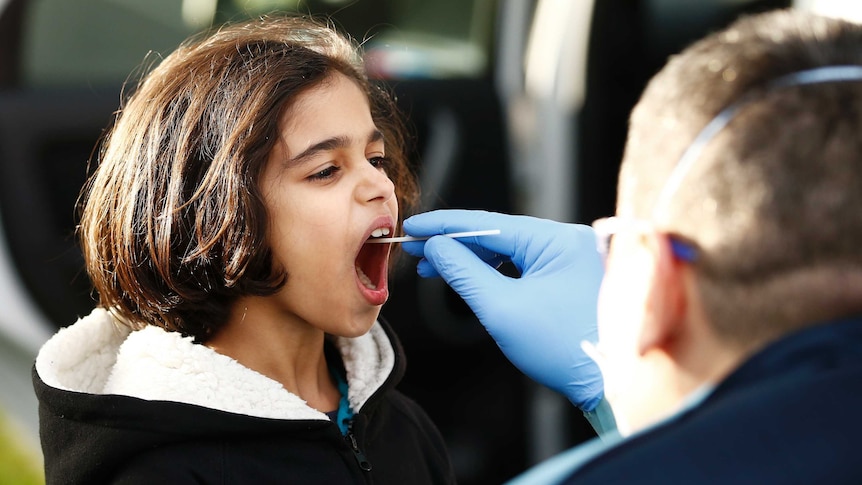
top-left (404, 210), bottom-right (520, 257)
top-left (401, 212), bottom-right (509, 264)
top-left (400, 240), bottom-right (425, 258)
top-left (398, 235), bottom-right (502, 277)
top-left (430, 238), bottom-right (509, 269)
top-left (415, 258), bottom-right (440, 278)
top-left (403, 209), bottom-right (501, 237)
top-left (406, 209), bottom-right (575, 265)
top-left (399, 226), bottom-right (504, 278)
top-left (422, 235), bottom-right (508, 302)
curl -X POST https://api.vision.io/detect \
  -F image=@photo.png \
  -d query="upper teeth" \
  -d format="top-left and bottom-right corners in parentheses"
top-left (370, 227), bottom-right (391, 238)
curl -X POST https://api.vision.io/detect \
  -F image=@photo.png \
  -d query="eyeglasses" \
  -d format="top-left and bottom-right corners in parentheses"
top-left (590, 216), bottom-right (698, 263)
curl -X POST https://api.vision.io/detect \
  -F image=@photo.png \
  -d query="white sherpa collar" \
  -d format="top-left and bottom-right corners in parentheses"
top-left (35, 308), bottom-right (395, 421)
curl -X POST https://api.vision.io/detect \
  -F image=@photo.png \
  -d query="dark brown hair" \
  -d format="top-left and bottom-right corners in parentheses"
top-left (619, 9), bottom-right (862, 347)
top-left (79, 15), bottom-right (418, 340)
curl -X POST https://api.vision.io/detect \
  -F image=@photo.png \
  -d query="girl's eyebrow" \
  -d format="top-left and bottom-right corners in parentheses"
top-left (287, 129), bottom-right (384, 167)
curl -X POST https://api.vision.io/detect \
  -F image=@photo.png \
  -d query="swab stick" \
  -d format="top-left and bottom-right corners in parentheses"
top-left (365, 229), bottom-right (501, 244)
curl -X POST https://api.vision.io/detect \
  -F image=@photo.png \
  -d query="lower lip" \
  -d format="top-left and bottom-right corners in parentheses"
top-left (356, 270), bottom-right (388, 306)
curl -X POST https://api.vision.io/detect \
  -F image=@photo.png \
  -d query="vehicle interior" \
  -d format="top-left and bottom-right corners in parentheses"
top-left (3, 0), bottom-right (838, 482)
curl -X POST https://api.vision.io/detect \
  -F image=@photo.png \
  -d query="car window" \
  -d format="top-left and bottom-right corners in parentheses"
top-left (19, 0), bottom-right (495, 87)
top-left (21, 0), bottom-right (194, 86)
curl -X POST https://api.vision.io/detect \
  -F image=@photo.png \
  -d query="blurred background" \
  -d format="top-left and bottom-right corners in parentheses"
top-left (1, 0), bottom-right (859, 483)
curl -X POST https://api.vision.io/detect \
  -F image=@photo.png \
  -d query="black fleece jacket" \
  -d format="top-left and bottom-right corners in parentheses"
top-left (33, 309), bottom-right (455, 484)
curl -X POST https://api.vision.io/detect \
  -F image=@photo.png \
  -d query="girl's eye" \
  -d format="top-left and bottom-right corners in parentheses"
top-left (369, 156), bottom-right (389, 169)
top-left (309, 166), bottom-right (340, 181)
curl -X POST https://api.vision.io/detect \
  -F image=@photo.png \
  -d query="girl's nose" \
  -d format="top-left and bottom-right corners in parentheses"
top-left (356, 160), bottom-right (395, 204)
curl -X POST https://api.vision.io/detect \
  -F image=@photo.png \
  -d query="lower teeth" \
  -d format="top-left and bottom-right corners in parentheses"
top-left (356, 266), bottom-right (377, 290)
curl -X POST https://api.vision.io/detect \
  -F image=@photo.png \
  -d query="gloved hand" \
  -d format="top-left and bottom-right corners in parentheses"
top-left (402, 209), bottom-right (605, 411)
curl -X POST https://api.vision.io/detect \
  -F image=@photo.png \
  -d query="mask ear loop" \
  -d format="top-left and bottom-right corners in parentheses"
top-left (652, 65), bottom-right (862, 223)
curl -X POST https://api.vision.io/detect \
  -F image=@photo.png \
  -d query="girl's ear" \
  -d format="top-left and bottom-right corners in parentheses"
top-left (637, 229), bottom-right (688, 356)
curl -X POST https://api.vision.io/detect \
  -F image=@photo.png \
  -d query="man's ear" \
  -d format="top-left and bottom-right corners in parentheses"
top-left (637, 229), bottom-right (687, 356)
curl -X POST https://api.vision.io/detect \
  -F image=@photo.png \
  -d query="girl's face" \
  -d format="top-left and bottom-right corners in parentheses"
top-left (256, 73), bottom-right (398, 338)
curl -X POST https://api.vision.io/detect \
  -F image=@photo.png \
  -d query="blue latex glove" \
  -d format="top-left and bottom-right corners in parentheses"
top-left (402, 209), bottom-right (605, 411)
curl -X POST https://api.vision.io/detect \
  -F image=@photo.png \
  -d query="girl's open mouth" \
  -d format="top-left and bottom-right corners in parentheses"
top-left (355, 229), bottom-right (392, 305)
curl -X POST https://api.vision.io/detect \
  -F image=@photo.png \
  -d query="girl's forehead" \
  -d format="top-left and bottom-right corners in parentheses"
top-left (279, 76), bottom-right (376, 143)
top-left (280, 73), bottom-right (371, 122)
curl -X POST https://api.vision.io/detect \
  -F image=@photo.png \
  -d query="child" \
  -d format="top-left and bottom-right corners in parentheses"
top-left (32, 15), bottom-right (455, 484)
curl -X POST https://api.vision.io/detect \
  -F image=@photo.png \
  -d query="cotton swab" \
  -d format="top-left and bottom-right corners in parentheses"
top-left (365, 229), bottom-right (501, 244)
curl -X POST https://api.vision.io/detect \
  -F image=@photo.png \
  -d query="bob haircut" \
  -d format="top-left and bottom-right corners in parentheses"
top-left (78, 15), bottom-right (418, 341)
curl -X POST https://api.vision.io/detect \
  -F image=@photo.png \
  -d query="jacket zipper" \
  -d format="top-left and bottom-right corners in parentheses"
top-left (345, 421), bottom-right (372, 472)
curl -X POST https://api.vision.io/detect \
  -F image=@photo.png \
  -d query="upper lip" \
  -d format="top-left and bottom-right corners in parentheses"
top-left (359, 214), bottom-right (396, 249)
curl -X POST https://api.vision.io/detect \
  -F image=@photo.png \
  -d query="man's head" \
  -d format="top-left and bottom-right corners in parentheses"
top-left (595, 9), bottom-right (862, 433)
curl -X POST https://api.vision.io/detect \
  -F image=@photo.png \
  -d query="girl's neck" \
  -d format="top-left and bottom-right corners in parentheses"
top-left (205, 297), bottom-right (341, 412)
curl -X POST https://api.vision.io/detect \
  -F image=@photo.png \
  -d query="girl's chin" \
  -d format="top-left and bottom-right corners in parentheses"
top-left (329, 316), bottom-right (379, 339)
